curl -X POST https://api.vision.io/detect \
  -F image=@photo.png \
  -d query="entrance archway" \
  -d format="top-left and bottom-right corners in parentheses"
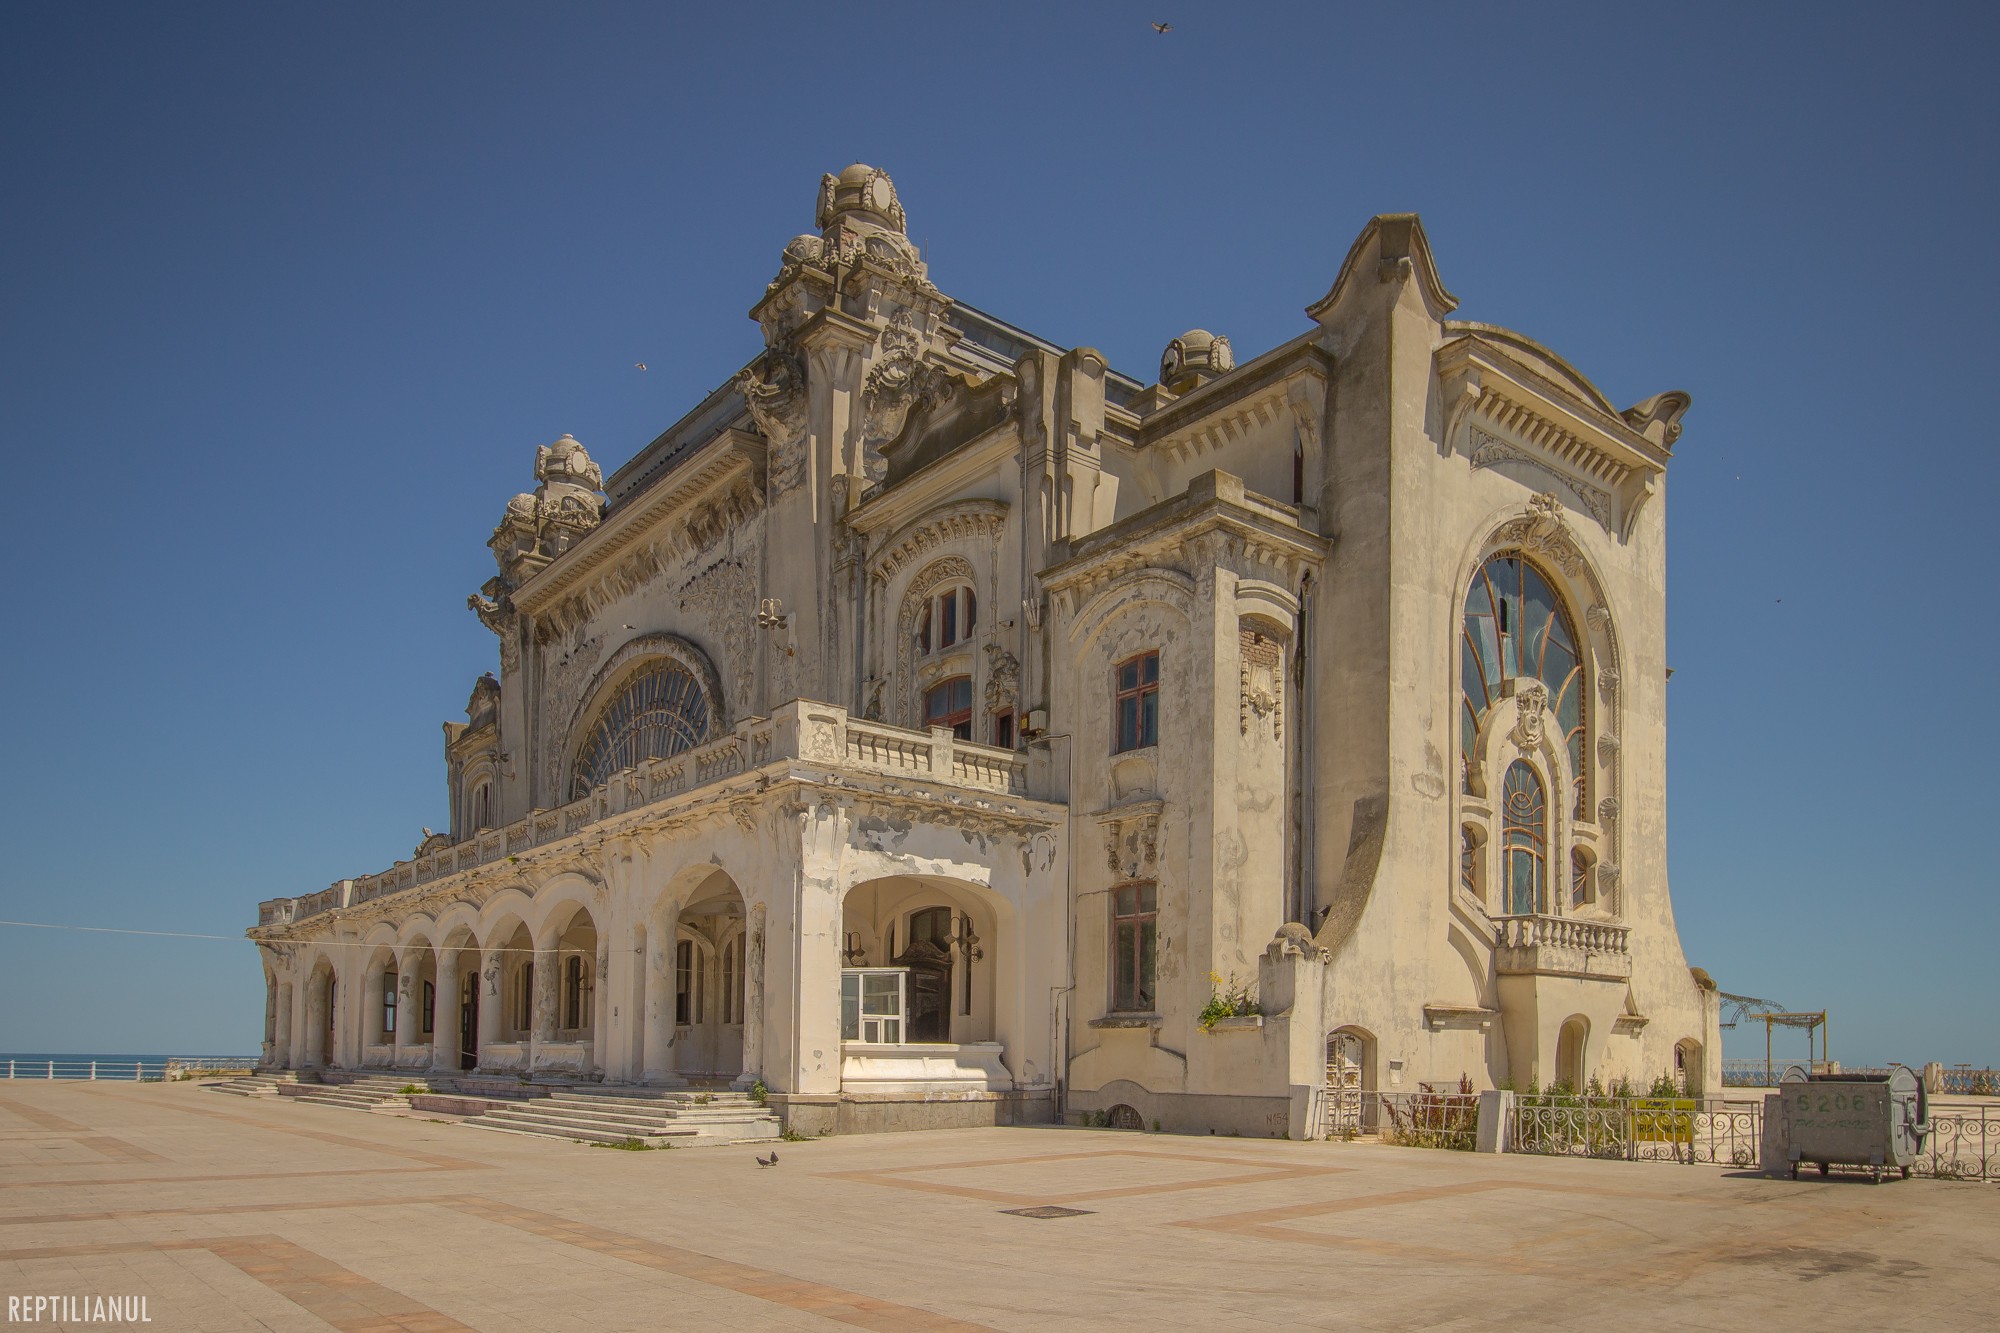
top-left (435, 927), bottom-right (481, 1072)
top-left (1325, 1026), bottom-right (1378, 1135)
top-left (1675, 1038), bottom-right (1704, 1097)
top-left (1555, 1016), bottom-right (1589, 1091)
top-left (671, 872), bottom-right (746, 1079)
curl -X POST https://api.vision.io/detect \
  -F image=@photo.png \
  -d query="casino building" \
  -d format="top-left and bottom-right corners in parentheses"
top-left (248, 165), bottom-right (1720, 1135)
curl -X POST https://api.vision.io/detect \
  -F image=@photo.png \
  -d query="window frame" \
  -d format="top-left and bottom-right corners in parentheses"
top-left (1113, 651), bottom-right (1161, 754)
top-left (1500, 761), bottom-right (1548, 916)
top-left (1110, 880), bottom-right (1159, 1013)
top-left (923, 675), bottom-right (975, 740)
top-left (381, 971), bottom-right (398, 1041)
top-left (674, 939), bottom-right (701, 1026)
top-left (917, 583), bottom-right (978, 656)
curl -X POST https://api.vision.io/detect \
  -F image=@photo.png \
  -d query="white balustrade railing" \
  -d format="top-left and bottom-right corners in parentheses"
top-left (1494, 913), bottom-right (1630, 955)
top-left (2, 1056), bottom-right (258, 1081)
top-left (259, 702), bottom-right (1029, 929)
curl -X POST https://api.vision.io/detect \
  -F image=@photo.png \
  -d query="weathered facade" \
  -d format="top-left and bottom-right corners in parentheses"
top-left (249, 165), bottom-right (1721, 1136)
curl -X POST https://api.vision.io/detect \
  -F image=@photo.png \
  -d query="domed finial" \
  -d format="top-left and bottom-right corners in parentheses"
top-left (816, 163), bottom-right (907, 234)
top-left (1160, 330), bottom-right (1234, 392)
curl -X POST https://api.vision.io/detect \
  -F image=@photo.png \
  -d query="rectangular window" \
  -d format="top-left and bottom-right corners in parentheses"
top-left (992, 709), bottom-right (1014, 749)
top-left (517, 963), bottom-right (533, 1032)
top-left (839, 968), bottom-right (906, 1043)
top-left (939, 589), bottom-right (960, 648)
top-left (1114, 652), bottom-right (1160, 752)
top-left (1111, 882), bottom-right (1158, 1012)
top-left (421, 980), bottom-right (435, 1036)
top-left (382, 973), bottom-right (398, 1040)
top-left (721, 938), bottom-right (740, 1024)
top-left (675, 940), bottom-right (696, 1026)
top-left (924, 676), bottom-right (974, 740)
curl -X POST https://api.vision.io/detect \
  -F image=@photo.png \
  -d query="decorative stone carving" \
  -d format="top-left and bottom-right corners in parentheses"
top-left (468, 577), bottom-right (521, 675)
top-left (1598, 666), bottom-right (1620, 704)
top-left (1102, 810), bottom-right (1161, 880)
top-left (1238, 628), bottom-right (1283, 738)
top-left (1597, 733), bottom-right (1619, 764)
top-left (736, 345), bottom-right (808, 496)
top-left (1495, 492), bottom-right (1585, 577)
top-left (983, 643), bottom-right (1019, 716)
top-left (487, 436), bottom-right (606, 583)
top-left (895, 555), bottom-right (979, 725)
top-left (678, 557), bottom-right (758, 720)
top-left (868, 500), bottom-right (1009, 583)
top-left (1597, 797), bottom-right (1620, 823)
top-left (1470, 431), bottom-right (1614, 531)
top-left (1510, 680), bottom-right (1548, 749)
top-left (1586, 603), bottom-right (1612, 634)
top-left (1160, 329), bottom-right (1232, 392)
top-left (860, 311), bottom-right (948, 484)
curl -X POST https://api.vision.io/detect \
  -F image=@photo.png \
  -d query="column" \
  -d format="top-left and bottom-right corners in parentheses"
top-left (733, 902), bottom-right (766, 1089)
top-left (394, 959), bottom-right (420, 1064)
top-left (261, 976), bottom-right (279, 1067)
top-left (641, 900), bottom-right (680, 1083)
top-left (274, 981), bottom-right (293, 1069)
top-left (477, 949), bottom-right (505, 1063)
top-left (431, 953), bottom-right (461, 1075)
top-left (591, 937), bottom-right (610, 1079)
top-left (530, 944), bottom-right (559, 1072)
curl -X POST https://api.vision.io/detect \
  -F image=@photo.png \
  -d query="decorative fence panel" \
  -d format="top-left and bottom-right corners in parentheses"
top-left (1914, 1106), bottom-right (2000, 1181)
top-left (1375, 1089), bottom-right (1479, 1151)
top-left (1508, 1096), bottom-right (1763, 1166)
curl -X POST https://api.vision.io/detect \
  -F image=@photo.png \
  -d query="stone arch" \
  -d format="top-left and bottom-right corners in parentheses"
top-left (894, 554), bottom-right (983, 727)
top-left (840, 872), bottom-right (1019, 1076)
top-left (1063, 568), bottom-right (1200, 659)
top-left (433, 920), bottom-right (483, 1074)
top-left (1555, 1014), bottom-right (1590, 1090)
top-left (1675, 1037), bottom-right (1704, 1097)
top-left (1325, 1024), bottom-right (1379, 1134)
top-left (558, 633), bottom-right (727, 800)
top-left (300, 949), bottom-right (339, 1069)
top-left (1453, 495), bottom-right (1623, 909)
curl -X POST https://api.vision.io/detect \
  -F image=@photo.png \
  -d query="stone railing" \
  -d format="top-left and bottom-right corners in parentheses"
top-left (257, 701), bottom-right (1029, 930)
top-left (1495, 914), bottom-right (1629, 955)
top-left (1493, 913), bottom-right (1631, 981)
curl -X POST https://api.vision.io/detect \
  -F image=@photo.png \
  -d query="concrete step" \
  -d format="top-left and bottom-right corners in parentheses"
top-left (546, 1092), bottom-right (754, 1112)
top-left (467, 1120), bottom-right (694, 1147)
top-left (480, 1096), bottom-right (684, 1128)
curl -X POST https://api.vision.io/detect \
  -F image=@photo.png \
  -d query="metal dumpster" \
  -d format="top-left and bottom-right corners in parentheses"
top-left (1776, 1065), bottom-right (1929, 1182)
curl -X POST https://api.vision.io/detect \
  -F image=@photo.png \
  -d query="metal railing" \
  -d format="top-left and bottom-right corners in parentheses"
top-left (258, 701), bottom-right (1032, 929)
top-left (2, 1056), bottom-right (258, 1081)
top-left (1915, 1106), bottom-right (2000, 1181)
top-left (1507, 1095), bottom-right (1763, 1166)
top-left (1375, 1089), bottom-right (1480, 1151)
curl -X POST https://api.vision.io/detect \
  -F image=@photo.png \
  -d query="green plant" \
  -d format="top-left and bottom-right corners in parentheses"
top-left (590, 1137), bottom-right (667, 1151)
top-left (398, 1084), bottom-right (423, 1095)
top-left (1151, 1119), bottom-right (1162, 1133)
top-left (1648, 1072), bottom-right (1681, 1098)
top-left (749, 1079), bottom-right (768, 1105)
top-left (692, 1092), bottom-right (713, 1104)
top-left (1197, 972), bottom-right (1262, 1030)
top-left (780, 1128), bottom-right (812, 1142)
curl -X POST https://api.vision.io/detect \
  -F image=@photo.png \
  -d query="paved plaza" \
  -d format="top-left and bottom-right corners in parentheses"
top-left (0, 1081), bottom-right (1991, 1331)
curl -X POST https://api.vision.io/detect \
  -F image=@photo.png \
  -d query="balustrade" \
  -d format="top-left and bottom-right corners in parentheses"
top-left (261, 702), bottom-right (1029, 929)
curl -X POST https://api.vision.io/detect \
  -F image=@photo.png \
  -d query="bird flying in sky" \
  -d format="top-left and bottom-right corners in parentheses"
top-left (1152, 22), bottom-right (1173, 34)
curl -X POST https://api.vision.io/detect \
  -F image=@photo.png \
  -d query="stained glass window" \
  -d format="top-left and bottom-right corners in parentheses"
top-left (571, 660), bottom-right (711, 798)
top-left (1501, 761), bottom-right (1547, 915)
top-left (1461, 556), bottom-right (1585, 810)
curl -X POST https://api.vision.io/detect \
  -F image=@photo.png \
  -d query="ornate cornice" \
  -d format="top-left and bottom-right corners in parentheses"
top-left (866, 499), bottom-right (1009, 583)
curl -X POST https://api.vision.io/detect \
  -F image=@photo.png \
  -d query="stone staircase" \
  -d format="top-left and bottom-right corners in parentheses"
top-left (279, 1074), bottom-right (426, 1113)
top-left (203, 1071), bottom-right (301, 1097)
top-left (468, 1087), bottom-right (781, 1147)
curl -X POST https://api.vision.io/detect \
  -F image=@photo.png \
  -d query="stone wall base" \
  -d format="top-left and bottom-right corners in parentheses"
top-left (1065, 1082), bottom-right (1294, 1138)
top-left (770, 1088), bottom-right (1056, 1136)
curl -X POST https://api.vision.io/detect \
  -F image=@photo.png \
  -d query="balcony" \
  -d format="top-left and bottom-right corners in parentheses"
top-left (256, 702), bottom-right (1033, 930)
top-left (1494, 913), bottom-right (1632, 982)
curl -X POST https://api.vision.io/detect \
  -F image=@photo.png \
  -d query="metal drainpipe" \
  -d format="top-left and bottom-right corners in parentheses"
top-left (1037, 731), bottom-right (1075, 1124)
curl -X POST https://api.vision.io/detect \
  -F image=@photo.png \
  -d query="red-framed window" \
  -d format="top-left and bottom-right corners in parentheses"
top-left (924, 676), bottom-right (974, 740)
top-left (917, 584), bottom-right (977, 655)
top-left (1114, 652), bottom-right (1160, 753)
top-left (1111, 881), bottom-right (1158, 1012)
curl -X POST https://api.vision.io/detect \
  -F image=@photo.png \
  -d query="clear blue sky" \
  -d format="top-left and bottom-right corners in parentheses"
top-left (2, 3), bottom-right (1993, 1066)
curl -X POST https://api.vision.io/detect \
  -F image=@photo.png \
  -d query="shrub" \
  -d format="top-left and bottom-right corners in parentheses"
top-left (1198, 972), bottom-right (1262, 1030)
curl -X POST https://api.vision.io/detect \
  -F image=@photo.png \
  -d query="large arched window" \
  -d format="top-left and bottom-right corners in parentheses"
top-left (1501, 761), bottom-right (1547, 915)
top-left (1461, 555), bottom-right (1585, 809)
top-left (571, 659), bottom-right (711, 797)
